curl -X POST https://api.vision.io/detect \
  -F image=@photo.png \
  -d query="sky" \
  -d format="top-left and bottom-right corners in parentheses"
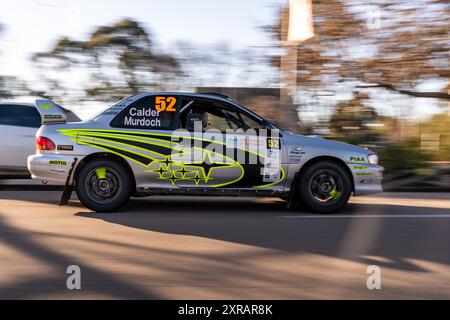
top-left (0, 0), bottom-right (446, 120)
top-left (0, 0), bottom-right (281, 82)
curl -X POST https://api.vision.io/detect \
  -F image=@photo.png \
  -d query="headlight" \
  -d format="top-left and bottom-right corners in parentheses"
top-left (368, 154), bottom-right (379, 165)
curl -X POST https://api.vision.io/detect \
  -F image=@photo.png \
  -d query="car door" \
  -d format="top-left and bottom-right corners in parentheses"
top-left (0, 104), bottom-right (40, 174)
top-left (173, 98), bottom-right (283, 189)
top-left (108, 94), bottom-right (181, 188)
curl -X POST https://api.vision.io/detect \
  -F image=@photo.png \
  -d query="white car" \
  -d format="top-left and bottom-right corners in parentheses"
top-left (0, 102), bottom-right (80, 178)
top-left (0, 103), bottom-right (41, 178)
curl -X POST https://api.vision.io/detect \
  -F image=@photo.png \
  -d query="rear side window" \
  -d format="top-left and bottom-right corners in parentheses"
top-left (110, 96), bottom-right (179, 130)
top-left (0, 105), bottom-right (41, 128)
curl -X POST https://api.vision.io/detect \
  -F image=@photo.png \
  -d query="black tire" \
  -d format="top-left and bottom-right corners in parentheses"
top-left (75, 158), bottom-right (133, 212)
top-left (288, 161), bottom-right (352, 213)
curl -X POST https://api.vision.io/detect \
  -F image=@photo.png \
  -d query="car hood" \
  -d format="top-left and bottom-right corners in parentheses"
top-left (284, 132), bottom-right (373, 155)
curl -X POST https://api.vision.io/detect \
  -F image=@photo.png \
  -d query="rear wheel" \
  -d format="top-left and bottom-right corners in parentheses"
top-left (288, 161), bottom-right (352, 213)
top-left (75, 158), bottom-right (133, 212)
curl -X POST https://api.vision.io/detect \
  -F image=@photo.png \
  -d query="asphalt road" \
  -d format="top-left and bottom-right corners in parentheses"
top-left (0, 190), bottom-right (449, 299)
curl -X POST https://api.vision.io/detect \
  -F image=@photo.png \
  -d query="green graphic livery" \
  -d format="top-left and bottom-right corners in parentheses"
top-left (58, 129), bottom-right (285, 189)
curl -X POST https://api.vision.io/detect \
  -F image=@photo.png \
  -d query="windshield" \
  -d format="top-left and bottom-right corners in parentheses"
top-left (263, 119), bottom-right (282, 130)
top-left (232, 101), bottom-right (282, 130)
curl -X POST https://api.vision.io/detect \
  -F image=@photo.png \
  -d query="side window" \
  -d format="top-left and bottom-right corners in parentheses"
top-left (204, 110), bottom-right (240, 131)
top-left (0, 105), bottom-right (41, 128)
top-left (240, 113), bottom-right (263, 129)
top-left (179, 99), bottom-right (245, 132)
top-left (111, 96), bottom-right (179, 130)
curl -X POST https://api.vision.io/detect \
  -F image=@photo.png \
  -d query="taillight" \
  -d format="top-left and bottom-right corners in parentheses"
top-left (35, 136), bottom-right (56, 151)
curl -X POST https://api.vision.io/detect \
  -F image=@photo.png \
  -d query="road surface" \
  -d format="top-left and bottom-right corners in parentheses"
top-left (0, 190), bottom-right (449, 299)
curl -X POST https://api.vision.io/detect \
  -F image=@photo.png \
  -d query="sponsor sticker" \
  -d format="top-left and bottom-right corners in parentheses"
top-left (353, 165), bottom-right (369, 170)
top-left (48, 160), bottom-right (67, 166)
top-left (57, 145), bottom-right (74, 151)
top-left (44, 114), bottom-right (63, 120)
top-left (288, 146), bottom-right (304, 163)
top-left (102, 104), bottom-right (127, 116)
top-left (262, 170), bottom-right (281, 182)
top-left (50, 169), bottom-right (66, 174)
top-left (262, 149), bottom-right (281, 182)
top-left (356, 172), bottom-right (373, 176)
top-left (350, 156), bottom-right (366, 163)
top-left (226, 135), bottom-right (240, 148)
top-left (225, 135), bottom-right (266, 151)
top-left (39, 103), bottom-right (53, 109)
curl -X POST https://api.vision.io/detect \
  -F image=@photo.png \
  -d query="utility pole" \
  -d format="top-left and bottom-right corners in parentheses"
top-left (280, 5), bottom-right (298, 105)
top-left (279, 0), bottom-right (314, 130)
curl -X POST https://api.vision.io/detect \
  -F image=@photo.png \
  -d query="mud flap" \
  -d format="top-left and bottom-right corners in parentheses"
top-left (287, 172), bottom-right (303, 211)
top-left (59, 158), bottom-right (78, 206)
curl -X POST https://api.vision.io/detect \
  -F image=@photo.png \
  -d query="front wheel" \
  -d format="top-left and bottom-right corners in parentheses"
top-left (288, 161), bottom-right (352, 213)
top-left (75, 158), bottom-right (133, 212)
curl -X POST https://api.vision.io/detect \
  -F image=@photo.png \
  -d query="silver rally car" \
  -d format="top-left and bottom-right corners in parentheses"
top-left (28, 92), bottom-right (383, 213)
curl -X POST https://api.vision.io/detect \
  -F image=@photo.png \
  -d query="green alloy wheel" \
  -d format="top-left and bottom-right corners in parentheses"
top-left (75, 158), bottom-right (133, 212)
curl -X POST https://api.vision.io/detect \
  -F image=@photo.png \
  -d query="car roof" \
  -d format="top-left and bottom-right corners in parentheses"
top-left (0, 102), bottom-right (34, 107)
top-left (137, 92), bottom-right (230, 101)
top-left (132, 92), bottom-right (264, 121)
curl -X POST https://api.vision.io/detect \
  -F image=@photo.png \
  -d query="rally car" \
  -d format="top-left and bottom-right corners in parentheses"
top-left (28, 92), bottom-right (383, 213)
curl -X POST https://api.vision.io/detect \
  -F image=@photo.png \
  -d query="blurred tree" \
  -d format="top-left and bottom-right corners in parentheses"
top-left (328, 91), bottom-right (397, 144)
top-left (421, 112), bottom-right (450, 161)
top-left (32, 19), bottom-right (182, 102)
top-left (378, 140), bottom-right (431, 173)
top-left (443, 81), bottom-right (450, 115)
top-left (0, 22), bottom-right (31, 99)
top-left (0, 23), bottom-right (5, 98)
top-left (268, 0), bottom-right (450, 100)
top-left (172, 41), bottom-right (275, 89)
top-left (0, 76), bottom-right (30, 99)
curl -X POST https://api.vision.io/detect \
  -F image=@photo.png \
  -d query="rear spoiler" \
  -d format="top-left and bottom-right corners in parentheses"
top-left (35, 99), bottom-right (81, 124)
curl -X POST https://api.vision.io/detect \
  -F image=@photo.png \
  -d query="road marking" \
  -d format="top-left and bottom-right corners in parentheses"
top-left (279, 214), bottom-right (450, 219)
top-left (350, 197), bottom-right (450, 209)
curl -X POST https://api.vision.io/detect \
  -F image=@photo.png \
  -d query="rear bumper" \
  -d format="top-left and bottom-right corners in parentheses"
top-left (27, 154), bottom-right (77, 185)
top-left (350, 164), bottom-right (384, 196)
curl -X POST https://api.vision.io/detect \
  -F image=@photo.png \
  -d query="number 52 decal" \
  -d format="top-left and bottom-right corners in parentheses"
top-left (155, 96), bottom-right (177, 112)
top-left (267, 139), bottom-right (280, 149)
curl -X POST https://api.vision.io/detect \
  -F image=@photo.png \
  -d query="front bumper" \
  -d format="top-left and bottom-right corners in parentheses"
top-left (350, 163), bottom-right (384, 195)
top-left (27, 153), bottom-right (78, 185)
